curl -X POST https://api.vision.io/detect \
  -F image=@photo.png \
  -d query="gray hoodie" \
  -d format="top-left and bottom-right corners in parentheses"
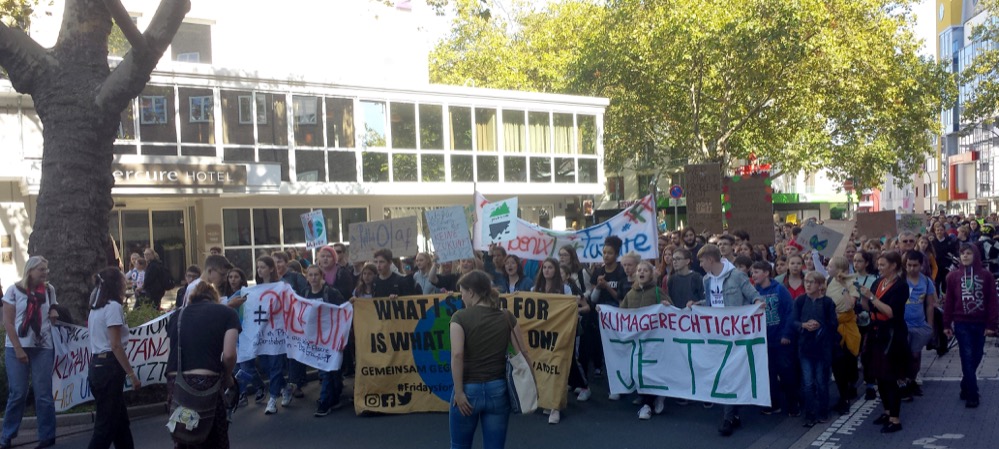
top-left (701, 259), bottom-right (759, 308)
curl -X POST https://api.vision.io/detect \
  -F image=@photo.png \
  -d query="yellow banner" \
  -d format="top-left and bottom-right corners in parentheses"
top-left (352, 293), bottom-right (578, 414)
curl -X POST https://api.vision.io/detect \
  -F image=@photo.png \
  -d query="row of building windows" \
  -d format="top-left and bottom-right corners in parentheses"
top-left (116, 86), bottom-right (600, 155)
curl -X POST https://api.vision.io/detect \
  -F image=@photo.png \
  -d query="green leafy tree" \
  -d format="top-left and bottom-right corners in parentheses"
top-left (960, 0), bottom-right (999, 126)
top-left (0, 0), bottom-right (191, 320)
top-left (431, 0), bottom-right (955, 191)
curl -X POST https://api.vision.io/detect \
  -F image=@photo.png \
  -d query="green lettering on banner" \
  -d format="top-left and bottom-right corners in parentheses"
top-left (735, 337), bottom-right (766, 399)
top-left (610, 339), bottom-right (636, 389)
top-left (673, 338), bottom-right (704, 395)
top-left (637, 338), bottom-right (668, 391)
top-left (707, 339), bottom-right (736, 399)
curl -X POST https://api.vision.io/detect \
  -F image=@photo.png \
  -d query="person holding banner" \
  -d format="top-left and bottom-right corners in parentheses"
top-left (372, 249), bottom-right (417, 298)
top-left (303, 265), bottom-right (348, 416)
top-left (750, 261), bottom-right (798, 418)
top-left (273, 251), bottom-right (311, 399)
top-left (87, 268), bottom-right (141, 449)
top-left (496, 255), bottom-right (534, 294)
top-left (352, 263), bottom-right (378, 299)
top-left (617, 261), bottom-right (672, 420)
top-left (585, 236), bottom-right (626, 390)
top-left (860, 252), bottom-right (909, 434)
top-left (450, 270), bottom-right (530, 449)
top-left (1, 256), bottom-right (58, 449)
top-left (696, 244), bottom-right (763, 437)
top-left (532, 258), bottom-right (574, 424)
top-left (317, 246), bottom-right (354, 301)
top-left (255, 255), bottom-right (292, 415)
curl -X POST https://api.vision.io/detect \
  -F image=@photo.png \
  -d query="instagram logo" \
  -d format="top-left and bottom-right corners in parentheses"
top-left (364, 394), bottom-right (380, 407)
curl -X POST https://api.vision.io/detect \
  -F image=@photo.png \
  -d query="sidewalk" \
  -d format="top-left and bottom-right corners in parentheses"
top-left (920, 337), bottom-right (999, 381)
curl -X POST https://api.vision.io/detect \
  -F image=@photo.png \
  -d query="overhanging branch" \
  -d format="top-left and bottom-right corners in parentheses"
top-left (95, 0), bottom-right (190, 113)
top-left (0, 23), bottom-right (56, 95)
top-left (102, 0), bottom-right (150, 55)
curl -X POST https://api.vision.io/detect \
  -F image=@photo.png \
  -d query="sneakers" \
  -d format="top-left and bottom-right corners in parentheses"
top-left (718, 419), bottom-right (735, 436)
top-left (314, 405), bottom-right (332, 417)
top-left (236, 392), bottom-right (248, 408)
top-left (265, 397), bottom-right (278, 415)
top-left (577, 388), bottom-right (591, 402)
top-left (654, 396), bottom-right (665, 414)
top-left (638, 405), bottom-right (652, 420)
top-left (760, 407), bottom-right (782, 415)
top-left (608, 393), bottom-right (620, 401)
top-left (702, 401), bottom-right (714, 409)
top-left (548, 410), bottom-right (561, 424)
top-left (966, 398), bottom-right (980, 408)
top-left (281, 385), bottom-right (294, 406)
top-left (293, 386), bottom-right (306, 398)
top-left (255, 389), bottom-right (266, 403)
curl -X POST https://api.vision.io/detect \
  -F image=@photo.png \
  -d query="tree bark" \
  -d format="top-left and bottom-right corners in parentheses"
top-left (1, 0), bottom-right (190, 321)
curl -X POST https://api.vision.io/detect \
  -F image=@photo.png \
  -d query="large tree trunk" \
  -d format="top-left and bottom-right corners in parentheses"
top-left (1, 0), bottom-right (190, 322)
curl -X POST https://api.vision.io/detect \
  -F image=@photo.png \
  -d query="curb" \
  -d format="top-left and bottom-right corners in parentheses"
top-left (18, 402), bottom-right (166, 431)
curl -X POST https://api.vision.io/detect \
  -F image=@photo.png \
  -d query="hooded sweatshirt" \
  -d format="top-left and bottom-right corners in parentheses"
top-left (755, 280), bottom-right (795, 345)
top-left (944, 244), bottom-right (999, 331)
top-left (702, 259), bottom-right (759, 308)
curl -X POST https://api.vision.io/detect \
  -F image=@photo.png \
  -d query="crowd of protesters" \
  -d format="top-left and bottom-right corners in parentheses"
top-left (3, 210), bottom-right (999, 448)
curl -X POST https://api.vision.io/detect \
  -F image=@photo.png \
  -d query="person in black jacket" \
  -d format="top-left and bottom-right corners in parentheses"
top-left (931, 222), bottom-right (959, 294)
top-left (137, 248), bottom-right (171, 310)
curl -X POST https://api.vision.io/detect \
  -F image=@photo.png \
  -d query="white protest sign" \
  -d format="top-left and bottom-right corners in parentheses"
top-left (424, 206), bottom-right (475, 263)
top-left (301, 209), bottom-right (328, 249)
top-left (348, 216), bottom-right (419, 263)
top-left (238, 282), bottom-right (353, 371)
top-left (51, 312), bottom-right (173, 412)
top-left (797, 222), bottom-right (844, 259)
top-left (474, 192), bottom-right (658, 262)
top-left (481, 197), bottom-right (518, 244)
top-left (598, 304), bottom-right (770, 406)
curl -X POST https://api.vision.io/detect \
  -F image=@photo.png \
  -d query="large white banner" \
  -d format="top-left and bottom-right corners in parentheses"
top-left (598, 304), bottom-right (770, 406)
top-left (473, 192), bottom-right (658, 263)
top-left (237, 282), bottom-right (353, 372)
top-left (51, 312), bottom-right (173, 412)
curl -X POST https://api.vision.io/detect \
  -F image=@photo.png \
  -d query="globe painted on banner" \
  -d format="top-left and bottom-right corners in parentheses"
top-left (412, 296), bottom-right (465, 401)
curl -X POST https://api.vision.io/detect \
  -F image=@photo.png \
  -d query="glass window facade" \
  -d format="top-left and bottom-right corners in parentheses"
top-left (116, 84), bottom-right (603, 185)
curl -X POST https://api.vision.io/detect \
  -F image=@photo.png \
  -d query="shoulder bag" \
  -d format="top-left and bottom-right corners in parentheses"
top-left (505, 311), bottom-right (538, 414)
top-left (166, 307), bottom-right (221, 444)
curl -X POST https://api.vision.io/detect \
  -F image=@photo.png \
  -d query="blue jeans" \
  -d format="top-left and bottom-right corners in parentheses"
top-left (257, 354), bottom-right (287, 398)
top-left (2, 347), bottom-right (56, 443)
top-left (236, 359), bottom-right (265, 395)
top-left (449, 379), bottom-right (510, 449)
top-left (800, 355), bottom-right (831, 421)
top-left (954, 322), bottom-right (986, 401)
top-left (318, 370), bottom-right (343, 408)
top-left (288, 359), bottom-right (308, 388)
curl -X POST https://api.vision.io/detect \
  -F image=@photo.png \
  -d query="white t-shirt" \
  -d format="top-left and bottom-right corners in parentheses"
top-left (88, 301), bottom-right (129, 354)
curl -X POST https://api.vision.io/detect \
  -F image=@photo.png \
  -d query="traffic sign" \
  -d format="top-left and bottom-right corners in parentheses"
top-left (669, 185), bottom-right (683, 199)
top-left (843, 180), bottom-right (855, 191)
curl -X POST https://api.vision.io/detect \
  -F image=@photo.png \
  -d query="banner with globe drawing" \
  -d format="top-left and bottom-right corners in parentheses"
top-left (473, 191), bottom-right (658, 263)
top-left (352, 292), bottom-right (579, 414)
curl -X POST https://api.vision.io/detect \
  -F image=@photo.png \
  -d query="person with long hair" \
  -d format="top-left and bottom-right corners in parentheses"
top-left (255, 255), bottom-right (291, 415)
top-left (87, 268), bottom-right (141, 449)
top-left (778, 255), bottom-right (806, 299)
top-left (860, 251), bottom-right (909, 433)
top-left (166, 281), bottom-right (240, 449)
top-left (852, 250), bottom-right (879, 400)
top-left (2, 256), bottom-right (59, 449)
top-left (352, 263), bottom-right (378, 299)
top-left (497, 255), bottom-right (533, 293)
top-left (222, 268), bottom-right (265, 407)
top-left (617, 261), bottom-right (671, 420)
top-left (430, 254), bottom-right (483, 293)
top-left (450, 270), bottom-right (530, 449)
top-left (944, 243), bottom-right (999, 408)
top-left (916, 236), bottom-right (939, 281)
top-left (559, 263), bottom-right (591, 405)
top-left (532, 258), bottom-right (572, 423)
top-left (825, 256), bottom-right (861, 414)
top-left (304, 265), bottom-right (348, 416)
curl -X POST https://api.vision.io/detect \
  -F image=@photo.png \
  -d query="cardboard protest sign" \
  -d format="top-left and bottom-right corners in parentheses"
top-left (685, 163), bottom-right (723, 235)
top-left (481, 197), bottom-right (518, 244)
top-left (237, 282), bottom-right (353, 372)
top-left (898, 214), bottom-right (929, 236)
top-left (473, 192), bottom-right (658, 262)
top-left (724, 174), bottom-right (775, 245)
top-left (347, 216), bottom-right (419, 262)
top-left (599, 304), bottom-right (770, 406)
top-left (856, 211), bottom-right (896, 239)
top-left (51, 313), bottom-right (172, 412)
top-left (797, 222), bottom-right (844, 259)
top-left (424, 206), bottom-right (474, 263)
top-left (301, 209), bottom-right (327, 249)
top-left (352, 292), bottom-right (578, 414)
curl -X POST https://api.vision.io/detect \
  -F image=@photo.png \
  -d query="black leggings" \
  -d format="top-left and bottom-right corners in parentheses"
top-left (877, 378), bottom-right (901, 418)
top-left (832, 352), bottom-right (858, 400)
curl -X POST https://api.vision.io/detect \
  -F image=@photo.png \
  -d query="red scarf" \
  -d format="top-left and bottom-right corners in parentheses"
top-left (17, 284), bottom-right (47, 339)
